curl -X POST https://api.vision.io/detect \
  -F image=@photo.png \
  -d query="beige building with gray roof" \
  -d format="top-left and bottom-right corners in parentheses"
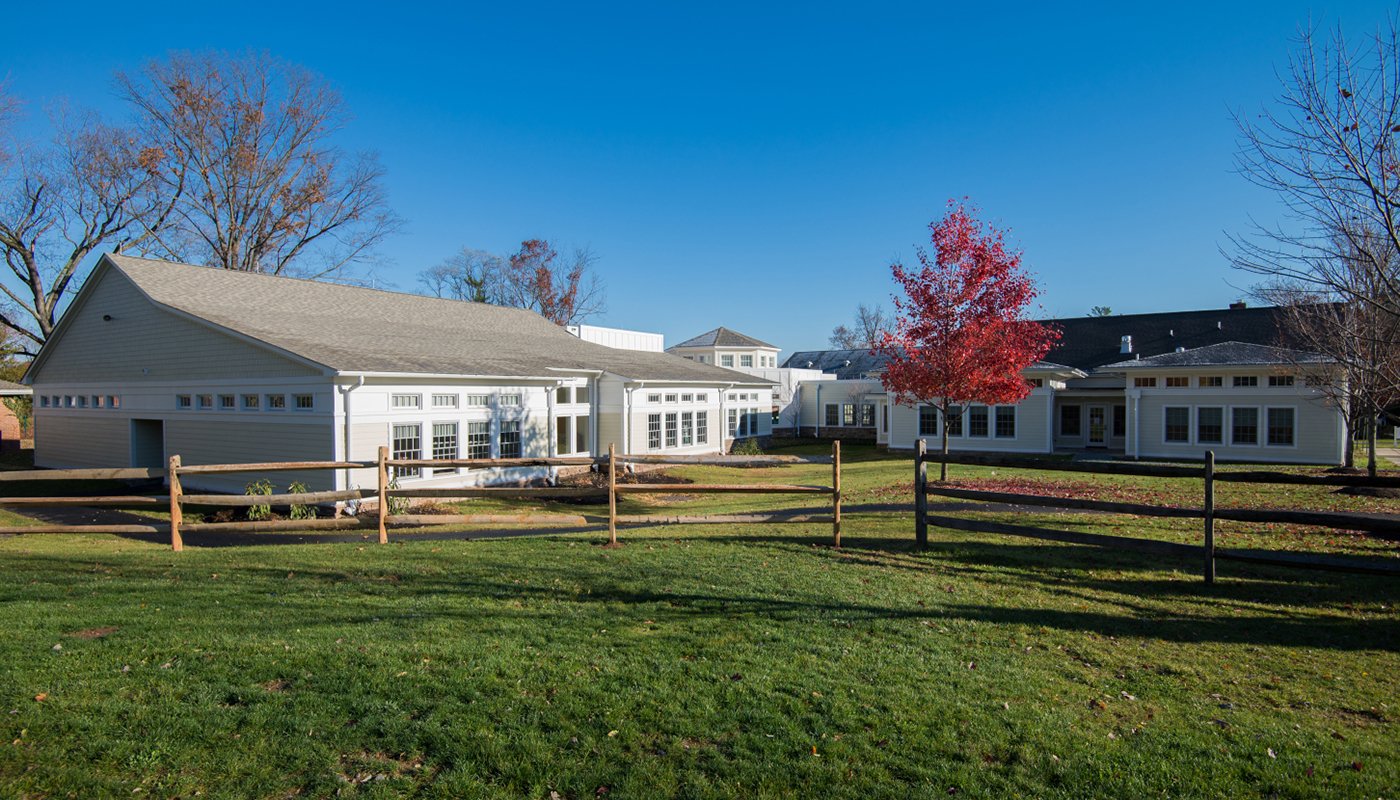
top-left (25, 255), bottom-right (775, 493)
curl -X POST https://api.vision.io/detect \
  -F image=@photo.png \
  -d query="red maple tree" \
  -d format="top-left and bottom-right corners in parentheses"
top-left (877, 201), bottom-right (1060, 481)
top-left (503, 239), bottom-right (602, 326)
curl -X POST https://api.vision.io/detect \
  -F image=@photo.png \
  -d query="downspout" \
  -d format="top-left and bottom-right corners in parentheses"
top-left (1132, 393), bottom-right (1141, 460)
top-left (547, 380), bottom-right (564, 484)
top-left (814, 383), bottom-right (822, 438)
top-left (1045, 384), bottom-right (1054, 454)
top-left (337, 375), bottom-right (365, 501)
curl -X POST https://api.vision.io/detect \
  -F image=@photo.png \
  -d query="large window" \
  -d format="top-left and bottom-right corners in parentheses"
top-left (1197, 407), bottom-right (1224, 444)
top-left (1200, 376), bottom-right (1224, 387)
top-left (1113, 405), bottom-right (1127, 438)
top-left (946, 405), bottom-right (963, 437)
top-left (433, 393), bottom-right (459, 409)
top-left (557, 416), bottom-right (573, 455)
top-left (968, 406), bottom-right (989, 438)
top-left (1165, 376), bottom-right (1189, 388)
top-left (720, 355), bottom-right (734, 367)
top-left (919, 405), bottom-right (937, 436)
top-left (995, 406), bottom-right (1016, 438)
top-left (648, 414), bottom-right (662, 450)
top-left (432, 422), bottom-right (458, 474)
top-left (1268, 375), bottom-right (1295, 387)
top-left (842, 404), bottom-right (856, 426)
top-left (1267, 408), bottom-right (1295, 446)
top-left (1134, 377), bottom-right (1157, 388)
top-left (860, 404), bottom-right (875, 427)
top-left (665, 413), bottom-right (678, 447)
top-left (574, 415), bottom-right (590, 454)
top-left (467, 421), bottom-right (491, 459)
top-left (681, 412), bottom-right (694, 446)
top-left (740, 355), bottom-right (754, 367)
top-left (728, 409), bottom-right (738, 436)
top-left (825, 404), bottom-right (839, 427)
top-left (499, 421), bottom-right (522, 458)
top-left (696, 412), bottom-right (708, 444)
top-left (1060, 405), bottom-right (1080, 437)
top-left (1164, 407), bottom-right (1191, 443)
top-left (392, 424), bottom-right (422, 478)
top-left (1231, 407), bottom-right (1259, 446)
top-left (1233, 376), bottom-right (1258, 388)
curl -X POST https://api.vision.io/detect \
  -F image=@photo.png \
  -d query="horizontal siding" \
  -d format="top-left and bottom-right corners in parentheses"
top-left (596, 412), bottom-right (623, 453)
top-left (32, 267), bottom-right (320, 383)
top-left (889, 395), bottom-right (1051, 453)
top-left (1133, 390), bottom-right (1342, 465)
top-left (166, 418), bottom-right (334, 493)
top-left (33, 415), bottom-right (131, 468)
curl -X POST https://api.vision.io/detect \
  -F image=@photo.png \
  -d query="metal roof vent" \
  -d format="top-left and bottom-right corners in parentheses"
top-left (843, 360), bottom-right (852, 367)
top-left (805, 361), bottom-right (814, 368)
top-left (1169, 329), bottom-right (1174, 337)
top-left (1176, 346), bottom-right (1186, 353)
top-left (1217, 321), bottom-right (1222, 330)
top-left (1120, 335), bottom-right (1133, 354)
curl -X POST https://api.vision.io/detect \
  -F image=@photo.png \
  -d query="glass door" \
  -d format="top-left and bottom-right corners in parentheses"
top-left (1087, 406), bottom-right (1107, 446)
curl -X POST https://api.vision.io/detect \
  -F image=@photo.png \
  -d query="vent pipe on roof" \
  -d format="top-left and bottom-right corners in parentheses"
top-left (1168, 329), bottom-right (1174, 337)
top-left (806, 361), bottom-right (813, 368)
top-left (1120, 335), bottom-right (1133, 354)
top-left (843, 360), bottom-right (851, 367)
top-left (1176, 346), bottom-right (1186, 353)
top-left (1216, 321), bottom-right (1222, 330)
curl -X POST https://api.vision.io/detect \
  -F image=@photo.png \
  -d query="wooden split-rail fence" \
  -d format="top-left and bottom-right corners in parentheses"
top-left (0, 443), bottom-right (845, 551)
top-left (912, 441), bottom-right (1400, 581)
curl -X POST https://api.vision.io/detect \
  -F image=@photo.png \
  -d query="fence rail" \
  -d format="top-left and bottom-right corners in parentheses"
top-left (915, 441), bottom-right (1400, 580)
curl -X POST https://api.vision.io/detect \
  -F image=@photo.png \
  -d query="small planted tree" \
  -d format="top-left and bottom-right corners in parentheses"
top-left (878, 201), bottom-right (1059, 481)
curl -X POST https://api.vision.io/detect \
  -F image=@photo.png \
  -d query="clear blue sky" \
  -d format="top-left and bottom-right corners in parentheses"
top-left (3, 1), bottom-right (1392, 352)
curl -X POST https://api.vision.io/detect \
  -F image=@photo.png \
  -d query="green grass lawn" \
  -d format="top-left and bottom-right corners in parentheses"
top-left (0, 444), bottom-right (1396, 798)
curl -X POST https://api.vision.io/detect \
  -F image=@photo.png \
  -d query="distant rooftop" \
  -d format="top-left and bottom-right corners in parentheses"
top-left (1099, 341), bottom-right (1331, 370)
top-left (670, 327), bottom-right (778, 350)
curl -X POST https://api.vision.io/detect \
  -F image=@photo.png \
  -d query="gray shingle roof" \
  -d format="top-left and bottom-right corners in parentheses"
top-left (1099, 341), bottom-right (1332, 369)
top-left (779, 349), bottom-right (889, 379)
top-left (670, 327), bottom-right (778, 350)
top-left (102, 255), bottom-right (772, 385)
top-left (0, 379), bottom-right (30, 395)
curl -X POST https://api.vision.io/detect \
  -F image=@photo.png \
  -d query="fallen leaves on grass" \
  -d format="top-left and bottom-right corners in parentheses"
top-left (66, 626), bottom-right (118, 639)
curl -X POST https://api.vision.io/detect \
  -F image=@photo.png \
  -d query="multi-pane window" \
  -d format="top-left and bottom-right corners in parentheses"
top-left (728, 409), bottom-right (738, 436)
top-left (177, 395), bottom-right (192, 409)
top-left (1113, 405), bottom-right (1127, 438)
top-left (575, 386), bottom-right (590, 403)
top-left (432, 422), bottom-right (458, 474)
top-left (433, 393), bottom-right (459, 409)
top-left (1165, 376), bottom-right (1189, 388)
top-left (197, 394), bottom-right (213, 410)
top-left (1197, 407), bottom-right (1224, 444)
top-left (648, 393), bottom-right (662, 403)
top-left (1201, 376), bottom-right (1224, 387)
top-left (1268, 375), bottom-right (1295, 387)
top-left (681, 412), bottom-right (694, 446)
top-left (392, 423), bottom-right (422, 478)
top-left (825, 405), bottom-right (840, 426)
top-left (740, 355), bottom-right (754, 367)
top-left (218, 394), bottom-right (235, 409)
top-left (575, 415), bottom-right (590, 454)
top-left (465, 394), bottom-right (490, 407)
top-left (109, 396), bottom-right (120, 409)
top-left (242, 394), bottom-right (259, 410)
top-left (696, 412), bottom-right (708, 444)
top-left (681, 393), bottom-right (693, 403)
top-left (266, 394), bottom-right (287, 410)
top-left (499, 394), bottom-right (522, 407)
top-left (996, 406), bottom-right (1016, 438)
top-left (968, 406), bottom-right (989, 437)
top-left (860, 404), bottom-right (875, 427)
top-left (39, 396), bottom-right (49, 408)
top-left (1027, 378), bottom-right (1045, 388)
top-left (75, 396), bottom-right (87, 408)
top-left (1134, 377), bottom-right (1157, 388)
top-left (467, 421), bottom-right (491, 459)
top-left (392, 394), bottom-right (421, 410)
top-left (1267, 408), bottom-right (1295, 446)
top-left (557, 416), bottom-right (573, 455)
top-left (1060, 405), bottom-right (1080, 437)
top-left (919, 405), bottom-right (938, 436)
top-left (648, 414), bottom-right (662, 450)
top-left (93, 396), bottom-right (104, 408)
top-left (499, 421), bottom-right (522, 458)
top-left (946, 405), bottom-right (963, 437)
top-left (1164, 407), bottom-right (1191, 443)
top-left (665, 393), bottom-right (678, 403)
top-left (1231, 407), bottom-right (1259, 445)
top-left (1233, 376), bottom-right (1258, 387)
top-left (294, 394), bottom-right (313, 410)
top-left (842, 404), bottom-right (856, 426)
top-left (696, 393), bottom-right (708, 402)
top-left (665, 413), bottom-right (678, 447)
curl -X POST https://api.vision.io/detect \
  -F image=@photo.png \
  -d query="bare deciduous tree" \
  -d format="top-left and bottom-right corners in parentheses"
top-left (419, 248), bottom-right (505, 303)
top-left (418, 238), bottom-right (606, 325)
top-left (0, 98), bottom-right (175, 354)
top-left (1230, 18), bottom-right (1400, 322)
top-left (829, 303), bottom-right (890, 349)
top-left (119, 51), bottom-right (400, 278)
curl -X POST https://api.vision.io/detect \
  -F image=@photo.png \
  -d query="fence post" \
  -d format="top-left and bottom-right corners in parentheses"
top-left (377, 445), bottom-right (389, 545)
top-left (1203, 450), bottom-right (1215, 584)
top-left (915, 439), bottom-right (927, 548)
top-left (608, 443), bottom-right (618, 545)
top-left (168, 454), bottom-right (183, 552)
top-left (832, 440), bottom-right (842, 547)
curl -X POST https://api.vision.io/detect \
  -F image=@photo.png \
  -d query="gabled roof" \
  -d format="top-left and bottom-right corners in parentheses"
top-left (780, 349), bottom-right (889, 380)
top-left (670, 327), bottom-right (778, 350)
top-left (1099, 341), bottom-right (1332, 370)
top-left (1044, 306), bottom-right (1291, 370)
top-left (39, 255), bottom-right (772, 386)
top-left (0, 379), bottom-right (30, 395)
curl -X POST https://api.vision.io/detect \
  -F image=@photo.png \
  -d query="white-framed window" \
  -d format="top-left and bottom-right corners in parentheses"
top-left (92, 395), bottom-right (103, 408)
top-left (392, 423), bottom-right (422, 478)
top-left (197, 394), bottom-right (213, 410)
top-left (647, 393), bottom-right (662, 404)
top-left (557, 416), bottom-right (573, 455)
top-left (467, 421), bottom-right (491, 459)
top-left (740, 355), bottom-right (754, 367)
top-left (266, 394), bottom-right (287, 411)
top-left (574, 385), bottom-right (590, 404)
top-left (696, 411), bottom-right (708, 444)
top-left (176, 395), bottom-right (192, 409)
top-left (648, 414), bottom-right (662, 450)
top-left (860, 404), bottom-right (875, 427)
top-left (842, 404), bottom-right (856, 426)
top-left (681, 412), bottom-right (694, 446)
top-left (1165, 376), bottom-right (1189, 388)
top-left (1231, 407), bottom-right (1260, 446)
top-left (968, 405), bottom-right (989, 438)
top-left (1027, 378), bottom-right (1044, 388)
top-left (1196, 407), bottom-right (1224, 444)
top-left (728, 408), bottom-right (738, 436)
top-left (432, 422), bottom-right (458, 474)
top-left (391, 393), bottom-right (422, 410)
top-left (1268, 375), bottom-right (1295, 387)
top-left (720, 355), bottom-right (734, 367)
top-left (995, 406), bottom-right (1016, 438)
top-left (499, 421), bottom-right (522, 458)
top-left (294, 394), bottom-right (314, 411)
top-left (574, 415), bottom-right (590, 454)
top-left (1200, 376), bottom-right (1224, 387)
top-left (696, 393), bottom-right (708, 403)
top-left (39, 396), bottom-right (49, 408)
top-left (919, 405), bottom-right (937, 436)
top-left (945, 405), bottom-right (964, 437)
top-left (1266, 407), bottom-right (1296, 446)
top-left (1233, 376), bottom-right (1259, 388)
top-left (242, 394), bottom-right (260, 410)
top-left (219, 394), bottom-right (235, 410)
top-left (75, 396), bottom-right (87, 408)
top-left (499, 394), bottom-right (522, 407)
top-left (1134, 377), bottom-right (1157, 388)
top-left (465, 394), bottom-right (490, 407)
top-left (50, 395), bottom-right (60, 408)
top-left (109, 396), bottom-right (121, 409)
top-left (665, 412), bottom-right (678, 447)
top-left (681, 393), bottom-right (693, 403)
top-left (664, 393), bottom-right (678, 403)
top-left (1164, 406), bottom-right (1191, 443)
top-left (825, 404), bottom-right (839, 427)
top-left (556, 386), bottom-right (572, 404)
top-left (433, 393), bottom-right (459, 409)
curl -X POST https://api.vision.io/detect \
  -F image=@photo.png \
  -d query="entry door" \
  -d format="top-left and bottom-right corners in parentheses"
top-left (1087, 406), bottom-right (1107, 447)
top-left (130, 419), bottom-right (165, 467)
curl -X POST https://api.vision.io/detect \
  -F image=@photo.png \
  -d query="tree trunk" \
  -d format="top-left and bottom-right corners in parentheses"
top-left (1368, 414), bottom-right (1378, 478)
top-left (1344, 412), bottom-right (1356, 469)
top-left (940, 401), bottom-right (950, 483)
